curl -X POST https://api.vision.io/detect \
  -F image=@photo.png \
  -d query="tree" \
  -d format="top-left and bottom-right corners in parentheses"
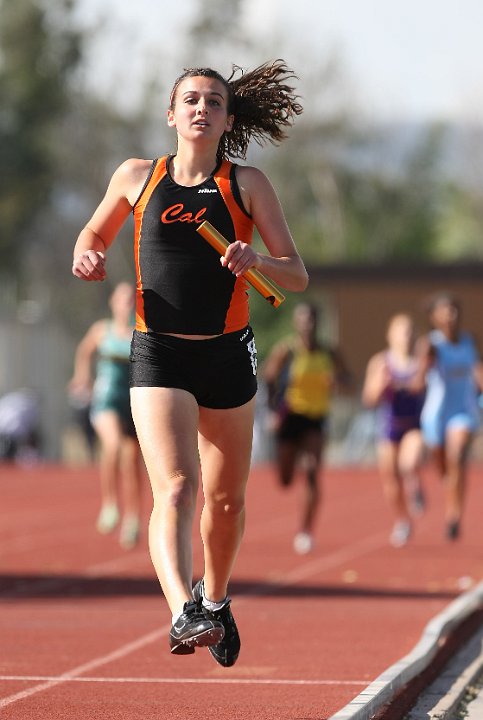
top-left (0, 0), bottom-right (152, 336)
top-left (182, 0), bottom-right (254, 70)
top-left (0, 0), bottom-right (81, 279)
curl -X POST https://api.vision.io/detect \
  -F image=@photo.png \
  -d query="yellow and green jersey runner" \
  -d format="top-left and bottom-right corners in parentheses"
top-left (283, 345), bottom-right (334, 419)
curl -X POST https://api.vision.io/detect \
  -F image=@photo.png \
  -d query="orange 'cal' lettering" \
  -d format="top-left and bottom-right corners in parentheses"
top-left (161, 204), bottom-right (207, 224)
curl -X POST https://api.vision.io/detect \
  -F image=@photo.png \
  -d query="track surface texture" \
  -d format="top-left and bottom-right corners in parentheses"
top-left (1, 460), bottom-right (483, 719)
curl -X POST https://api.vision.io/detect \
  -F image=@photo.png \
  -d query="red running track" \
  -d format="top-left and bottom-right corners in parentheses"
top-left (1, 460), bottom-right (483, 719)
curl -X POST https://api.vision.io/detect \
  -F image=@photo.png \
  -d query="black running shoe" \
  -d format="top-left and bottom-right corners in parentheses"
top-left (169, 600), bottom-right (224, 655)
top-left (446, 520), bottom-right (460, 541)
top-left (193, 579), bottom-right (241, 667)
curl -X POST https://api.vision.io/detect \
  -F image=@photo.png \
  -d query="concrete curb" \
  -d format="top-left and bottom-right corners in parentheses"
top-left (328, 580), bottom-right (483, 720)
top-left (406, 624), bottom-right (483, 719)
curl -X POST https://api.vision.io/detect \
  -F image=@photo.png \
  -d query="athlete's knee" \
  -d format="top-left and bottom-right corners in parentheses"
top-left (157, 470), bottom-right (197, 511)
top-left (279, 471), bottom-right (293, 487)
top-left (446, 445), bottom-right (469, 468)
top-left (99, 443), bottom-right (120, 466)
top-left (307, 471), bottom-right (320, 495)
top-left (278, 459), bottom-right (295, 487)
top-left (205, 490), bottom-right (246, 519)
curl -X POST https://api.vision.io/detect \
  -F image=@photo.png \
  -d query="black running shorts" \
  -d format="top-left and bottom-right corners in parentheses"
top-left (129, 326), bottom-right (258, 409)
top-left (277, 412), bottom-right (326, 442)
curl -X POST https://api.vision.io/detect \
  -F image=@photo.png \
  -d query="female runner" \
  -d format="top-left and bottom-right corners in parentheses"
top-left (72, 61), bottom-right (308, 666)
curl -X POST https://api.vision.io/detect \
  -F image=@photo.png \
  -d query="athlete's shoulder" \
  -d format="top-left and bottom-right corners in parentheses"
top-left (112, 158), bottom-right (164, 207)
top-left (105, 158), bottom-right (153, 196)
top-left (233, 165), bottom-right (278, 217)
top-left (82, 318), bottom-right (109, 348)
top-left (460, 330), bottom-right (475, 344)
top-left (115, 158), bottom-right (155, 183)
top-left (93, 317), bottom-right (110, 333)
top-left (267, 336), bottom-right (293, 362)
top-left (429, 329), bottom-right (445, 345)
top-left (235, 164), bottom-right (269, 186)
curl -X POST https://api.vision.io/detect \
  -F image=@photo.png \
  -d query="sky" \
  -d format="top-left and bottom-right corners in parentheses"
top-left (244, 0), bottom-right (483, 123)
top-left (74, 0), bottom-right (483, 124)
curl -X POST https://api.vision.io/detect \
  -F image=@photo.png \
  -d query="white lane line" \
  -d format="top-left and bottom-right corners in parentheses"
top-left (261, 532), bottom-right (388, 589)
top-left (0, 530), bottom-right (387, 600)
top-left (0, 675), bottom-right (367, 687)
top-left (0, 534), bottom-right (385, 708)
top-left (0, 523), bottom-right (95, 557)
top-left (84, 551), bottom-right (150, 575)
top-left (0, 530), bottom-right (387, 709)
top-left (0, 553), bottom-right (152, 599)
top-left (0, 626), bottom-right (168, 708)
top-left (0, 559), bottom-right (139, 601)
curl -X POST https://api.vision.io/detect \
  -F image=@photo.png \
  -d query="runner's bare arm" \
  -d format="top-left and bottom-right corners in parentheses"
top-left (72, 159), bottom-right (152, 281)
top-left (228, 166), bottom-right (308, 292)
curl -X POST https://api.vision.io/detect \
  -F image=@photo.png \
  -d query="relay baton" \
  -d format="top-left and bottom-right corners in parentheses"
top-left (196, 220), bottom-right (285, 308)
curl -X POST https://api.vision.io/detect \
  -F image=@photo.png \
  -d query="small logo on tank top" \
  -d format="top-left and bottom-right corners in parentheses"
top-left (198, 188), bottom-right (218, 193)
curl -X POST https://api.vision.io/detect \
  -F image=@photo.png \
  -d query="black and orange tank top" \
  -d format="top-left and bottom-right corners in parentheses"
top-left (132, 155), bottom-right (254, 335)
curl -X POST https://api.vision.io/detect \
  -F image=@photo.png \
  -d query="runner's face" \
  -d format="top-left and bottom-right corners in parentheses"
top-left (293, 305), bottom-right (317, 338)
top-left (430, 300), bottom-right (458, 333)
top-left (167, 76), bottom-right (234, 142)
top-left (387, 316), bottom-right (413, 354)
top-left (110, 283), bottom-right (134, 320)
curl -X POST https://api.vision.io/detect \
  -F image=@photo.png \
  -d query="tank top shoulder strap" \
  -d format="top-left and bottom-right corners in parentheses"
top-left (213, 160), bottom-right (253, 241)
top-left (132, 156), bottom-right (169, 212)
